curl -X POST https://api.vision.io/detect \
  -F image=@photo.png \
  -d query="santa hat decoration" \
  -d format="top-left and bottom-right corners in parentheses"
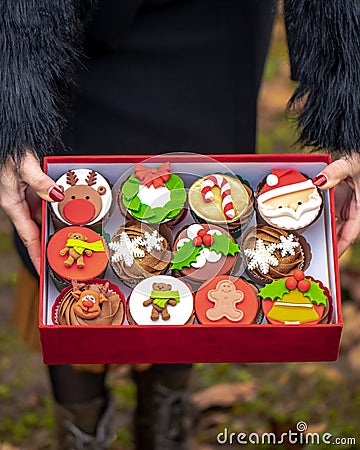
top-left (258, 169), bottom-right (315, 204)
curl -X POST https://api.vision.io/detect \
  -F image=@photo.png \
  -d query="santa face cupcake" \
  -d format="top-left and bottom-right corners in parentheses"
top-left (53, 279), bottom-right (125, 326)
top-left (195, 276), bottom-right (262, 325)
top-left (50, 169), bottom-right (112, 228)
top-left (108, 221), bottom-right (173, 287)
top-left (240, 225), bottom-right (311, 285)
top-left (171, 223), bottom-right (240, 284)
top-left (119, 162), bottom-right (187, 227)
top-left (188, 174), bottom-right (254, 236)
top-left (259, 270), bottom-right (331, 325)
top-left (256, 169), bottom-right (322, 230)
top-left (127, 275), bottom-right (194, 325)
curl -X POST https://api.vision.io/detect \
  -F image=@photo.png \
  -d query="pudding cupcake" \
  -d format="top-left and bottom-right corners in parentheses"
top-left (240, 225), bottom-right (311, 285)
top-left (188, 173), bottom-right (254, 236)
top-left (171, 223), bottom-right (240, 285)
top-left (109, 220), bottom-right (173, 287)
top-left (256, 168), bottom-right (322, 230)
top-left (46, 226), bottom-right (109, 291)
top-left (119, 162), bottom-right (187, 227)
top-left (52, 279), bottom-right (125, 326)
top-left (50, 169), bottom-right (112, 229)
top-left (126, 275), bottom-right (194, 325)
top-left (259, 270), bottom-right (332, 325)
top-left (195, 276), bottom-right (262, 325)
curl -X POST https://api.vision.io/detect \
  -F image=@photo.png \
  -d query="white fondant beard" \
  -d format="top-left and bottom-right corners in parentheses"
top-left (259, 191), bottom-right (322, 230)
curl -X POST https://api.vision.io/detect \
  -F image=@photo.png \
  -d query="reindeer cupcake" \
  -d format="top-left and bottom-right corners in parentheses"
top-left (50, 169), bottom-right (113, 230)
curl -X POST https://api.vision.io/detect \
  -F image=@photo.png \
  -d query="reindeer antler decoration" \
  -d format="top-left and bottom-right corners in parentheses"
top-left (66, 170), bottom-right (79, 186)
top-left (86, 170), bottom-right (97, 186)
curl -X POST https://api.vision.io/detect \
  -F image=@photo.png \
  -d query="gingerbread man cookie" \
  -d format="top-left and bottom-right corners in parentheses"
top-left (206, 279), bottom-right (244, 322)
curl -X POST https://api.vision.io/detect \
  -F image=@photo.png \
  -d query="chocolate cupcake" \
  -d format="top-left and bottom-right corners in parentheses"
top-left (256, 168), bottom-right (322, 231)
top-left (119, 162), bottom-right (187, 227)
top-left (240, 225), bottom-right (311, 285)
top-left (258, 270), bottom-right (332, 325)
top-left (188, 173), bottom-right (254, 236)
top-left (126, 275), bottom-right (195, 325)
top-left (46, 226), bottom-right (109, 291)
top-left (194, 276), bottom-right (262, 325)
top-left (171, 223), bottom-right (240, 285)
top-left (53, 279), bottom-right (125, 326)
top-left (50, 169), bottom-right (112, 230)
top-left (109, 220), bottom-right (173, 287)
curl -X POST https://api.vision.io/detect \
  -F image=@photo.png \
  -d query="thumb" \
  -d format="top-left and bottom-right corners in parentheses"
top-left (19, 153), bottom-right (64, 202)
top-left (312, 157), bottom-right (357, 190)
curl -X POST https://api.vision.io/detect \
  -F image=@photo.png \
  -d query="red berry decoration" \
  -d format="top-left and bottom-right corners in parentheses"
top-left (298, 279), bottom-right (311, 292)
top-left (293, 269), bottom-right (305, 281)
top-left (285, 276), bottom-right (297, 290)
top-left (202, 234), bottom-right (214, 246)
top-left (197, 228), bottom-right (207, 238)
top-left (193, 236), bottom-right (203, 247)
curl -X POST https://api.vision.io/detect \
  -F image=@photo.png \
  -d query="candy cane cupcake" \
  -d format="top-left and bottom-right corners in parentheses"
top-left (188, 173), bottom-right (254, 236)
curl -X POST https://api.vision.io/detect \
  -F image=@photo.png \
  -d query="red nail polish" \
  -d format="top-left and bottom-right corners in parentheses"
top-left (312, 174), bottom-right (328, 187)
top-left (49, 186), bottom-right (64, 202)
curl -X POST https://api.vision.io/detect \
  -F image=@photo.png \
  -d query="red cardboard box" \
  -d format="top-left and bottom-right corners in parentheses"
top-left (39, 153), bottom-right (342, 364)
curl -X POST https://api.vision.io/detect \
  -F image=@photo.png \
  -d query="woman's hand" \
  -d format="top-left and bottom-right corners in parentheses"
top-left (312, 154), bottom-right (360, 257)
top-left (0, 151), bottom-right (64, 274)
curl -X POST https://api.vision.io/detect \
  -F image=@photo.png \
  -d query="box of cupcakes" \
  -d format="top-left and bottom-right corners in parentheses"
top-left (39, 153), bottom-right (342, 364)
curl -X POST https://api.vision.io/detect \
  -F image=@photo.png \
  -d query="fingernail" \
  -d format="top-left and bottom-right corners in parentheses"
top-left (49, 185), bottom-right (64, 202)
top-left (312, 174), bottom-right (328, 187)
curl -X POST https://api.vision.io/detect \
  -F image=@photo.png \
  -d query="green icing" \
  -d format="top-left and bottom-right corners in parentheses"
top-left (304, 282), bottom-right (327, 306)
top-left (121, 173), bottom-right (186, 224)
top-left (170, 232), bottom-right (240, 270)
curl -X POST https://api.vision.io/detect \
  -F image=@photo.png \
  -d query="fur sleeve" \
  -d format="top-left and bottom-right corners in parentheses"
top-left (0, 0), bottom-right (83, 168)
top-left (284, 0), bottom-right (360, 155)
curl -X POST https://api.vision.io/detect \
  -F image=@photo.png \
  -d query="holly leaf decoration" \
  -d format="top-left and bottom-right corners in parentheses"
top-left (258, 279), bottom-right (289, 301)
top-left (128, 195), bottom-right (141, 212)
top-left (122, 175), bottom-right (140, 201)
top-left (303, 279), bottom-right (327, 306)
top-left (208, 233), bottom-right (240, 256)
top-left (170, 240), bottom-right (202, 270)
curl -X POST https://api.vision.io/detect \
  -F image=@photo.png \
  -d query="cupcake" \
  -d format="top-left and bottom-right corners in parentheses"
top-left (188, 173), bottom-right (254, 236)
top-left (256, 168), bottom-right (322, 230)
top-left (194, 275), bottom-right (262, 325)
top-left (240, 225), bottom-right (311, 285)
top-left (52, 279), bottom-right (125, 325)
top-left (171, 223), bottom-right (240, 285)
top-left (108, 220), bottom-right (173, 287)
top-left (259, 270), bottom-right (332, 325)
top-left (119, 162), bottom-right (187, 227)
top-left (126, 275), bottom-right (194, 325)
top-left (50, 169), bottom-right (112, 229)
top-left (46, 226), bottom-right (109, 290)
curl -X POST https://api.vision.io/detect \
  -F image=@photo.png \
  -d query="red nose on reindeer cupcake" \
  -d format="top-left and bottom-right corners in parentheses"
top-left (285, 269), bottom-right (311, 292)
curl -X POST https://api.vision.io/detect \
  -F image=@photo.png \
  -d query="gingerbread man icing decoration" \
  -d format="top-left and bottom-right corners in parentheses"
top-left (206, 279), bottom-right (244, 322)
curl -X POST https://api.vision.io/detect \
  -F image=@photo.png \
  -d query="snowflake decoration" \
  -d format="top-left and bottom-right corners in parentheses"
top-left (244, 239), bottom-right (279, 274)
top-left (109, 232), bottom-right (145, 267)
top-left (143, 230), bottom-right (164, 252)
top-left (276, 234), bottom-right (299, 257)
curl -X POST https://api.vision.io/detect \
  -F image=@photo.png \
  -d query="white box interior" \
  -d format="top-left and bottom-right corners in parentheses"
top-left (42, 156), bottom-right (338, 326)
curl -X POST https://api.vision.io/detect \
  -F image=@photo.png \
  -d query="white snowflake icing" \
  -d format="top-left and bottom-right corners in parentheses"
top-left (109, 230), bottom-right (164, 267)
top-left (143, 230), bottom-right (164, 252)
top-left (276, 234), bottom-right (299, 257)
top-left (244, 239), bottom-right (279, 274)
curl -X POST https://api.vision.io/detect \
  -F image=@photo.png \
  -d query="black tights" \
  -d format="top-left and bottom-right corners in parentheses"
top-left (48, 365), bottom-right (108, 405)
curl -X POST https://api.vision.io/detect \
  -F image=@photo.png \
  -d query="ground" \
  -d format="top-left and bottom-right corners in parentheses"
top-left (1, 10), bottom-right (360, 450)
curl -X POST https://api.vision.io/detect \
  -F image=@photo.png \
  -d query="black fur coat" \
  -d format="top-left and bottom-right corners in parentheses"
top-left (1, 0), bottom-right (359, 166)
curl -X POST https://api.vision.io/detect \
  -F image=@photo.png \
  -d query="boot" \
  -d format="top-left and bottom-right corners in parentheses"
top-left (52, 390), bottom-right (115, 450)
top-left (132, 364), bottom-right (196, 450)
